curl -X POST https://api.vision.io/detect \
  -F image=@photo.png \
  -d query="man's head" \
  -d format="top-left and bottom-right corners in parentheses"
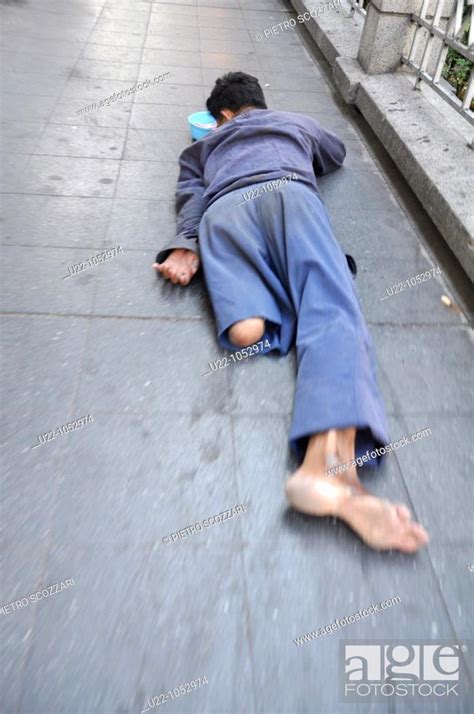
top-left (206, 72), bottom-right (267, 126)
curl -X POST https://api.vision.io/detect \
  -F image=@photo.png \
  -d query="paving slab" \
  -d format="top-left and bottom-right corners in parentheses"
top-left (1, 0), bottom-right (473, 712)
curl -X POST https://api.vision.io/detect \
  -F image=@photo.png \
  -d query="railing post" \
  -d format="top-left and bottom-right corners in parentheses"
top-left (357, 0), bottom-right (423, 73)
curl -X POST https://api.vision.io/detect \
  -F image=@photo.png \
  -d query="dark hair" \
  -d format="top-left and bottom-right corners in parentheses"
top-left (206, 72), bottom-right (267, 119)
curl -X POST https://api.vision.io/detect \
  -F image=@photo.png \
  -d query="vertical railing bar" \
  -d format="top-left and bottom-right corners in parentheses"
top-left (420, 0), bottom-right (432, 21)
top-left (420, 32), bottom-right (435, 73)
top-left (433, 0), bottom-right (446, 27)
top-left (462, 72), bottom-right (474, 110)
top-left (434, 43), bottom-right (449, 82)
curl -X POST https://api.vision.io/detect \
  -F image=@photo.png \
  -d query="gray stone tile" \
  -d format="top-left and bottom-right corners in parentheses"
top-left (144, 34), bottom-right (201, 52)
top-left (242, 542), bottom-right (392, 714)
top-left (34, 125), bottom-right (127, 160)
top-left (298, 110), bottom-right (362, 140)
top-left (0, 546), bottom-right (45, 713)
top-left (124, 128), bottom-right (190, 162)
top-left (88, 30), bottom-right (145, 48)
top-left (0, 195), bottom-right (112, 249)
top-left (79, 44), bottom-right (143, 63)
top-left (258, 53), bottom-right (316, 71)
top-left (76, 319), bottom-right (228, 415)
top-left (94, 18), bottom-right (149, 34)
top-left (147, 20), bottom-right (200, 37)
top-left (72, 59), bottom-right (140, 82)
top-left (11, 155), bottom-right (119, 197)
top-left (130, 103), bottom-right (192, 131)
top-left (227, 349), bottom-right (296, 416)
top-left (342, 137), bottom-right (380, 170)
top-left (138, 545), bottom-right (254, 713)
top-left (115, 160), bottom-right (179, 200)
top-left (156, 0), bottom-right (197, 5)
top-left (270, 87), bottom-right (340, 111)
top-left (1, 414), bottom-right (64, 545)
top-left (199, 25), bottom-right (253, 42)
top-left (0, 94), bottom-right (58, 123)
top-left (0, 316), bottom-right (89, 417)
top-left (2, 73), bottom-right (67, 98)
top-left (232, 415), bottom-right (299, 545)
top-left (242, 9), bottom-right (296, 26)
top-left (197, 0), bottom-right (241, 7)
top-left (356, 257), bottom-right (461, 325)
top-left (0, 154), bottom-right (31, 193)
top-left (100, 5), bottom-right (151, 19)
top-left (134, 83), bottom-right (205, 107)
top-left (198, 5), bottom-right (244, 18)
top-left (50, 97), bottom-right (133, 129)
top-left (253, 40), bottom-right (313, 56)
top-left (1, 246), bottom-right (98, 314)
top-left (200, 37), bottom-right (256, 54)
top-left (49, 413), bottom-right (240, 546)
top-left (2, 53), bottom-right (75, 77)
top-left (372, 326), bottom-right (474, 416)
top-left (318, 167), bottom-right (400, 214)
top-left (151, 3), bottom-right (198, 15)
top-left (390, 415), bottom-right (473, 544)
top-left (19, 544), bottom-right (149, 713)
top-left (0, 37), bottom-right (84, 57)
top-left (264, 70), bottom-right (329, 92)
top-left (330, 208), bottom-right (421, 262)
top-left (93, 248), bottom-right (210, 319)
top-left (0, 121), bottom-right (45, 155)
top-left (61, 77), bottom-right (136, 100)
top-left (197, 13), bottom-right (247, 29)
top-left (240, 0), bottom-right (289, 8)
top-left (150, 3), bottom-right (198, 26)
top-left (104, 198), bottom-right (175, 250)
top-left (427, 541), bottom-right (474, 642)
top-left (142, 49), bottom-right (202, 67)
top-left (138, 64), bottom-right (203, 87)
top-left (201, 51), bottom-right (261, 70)
top-left (2, 1), bottom-right (473, 712)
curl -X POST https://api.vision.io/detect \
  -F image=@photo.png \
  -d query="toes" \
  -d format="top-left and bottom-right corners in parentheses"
top-left (395, 503), bottom-right (411, 523)
top-left (411, 522), bottom-right (429, 543)
top-left (398, 536), bottom-right (423, 553)
top-left (398, 523), bottom-right (429, 552)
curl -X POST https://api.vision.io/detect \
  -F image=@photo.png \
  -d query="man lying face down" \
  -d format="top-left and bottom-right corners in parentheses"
top-left (154, 72), bottom-right (428, 553)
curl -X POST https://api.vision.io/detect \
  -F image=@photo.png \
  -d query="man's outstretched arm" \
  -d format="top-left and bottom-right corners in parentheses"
top-left (299, 115), bottom-right (346, 176)
top-left (154, 142), bottom-right (206, 285)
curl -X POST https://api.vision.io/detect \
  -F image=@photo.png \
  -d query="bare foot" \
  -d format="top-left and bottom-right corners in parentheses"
top-left (153, 248), bottom-right (200, 286)
top-left (286, 469), bottom-right (429, 553)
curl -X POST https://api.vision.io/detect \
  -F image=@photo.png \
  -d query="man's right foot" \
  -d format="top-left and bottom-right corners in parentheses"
top-left (286, 470), bottom-right (429, 553)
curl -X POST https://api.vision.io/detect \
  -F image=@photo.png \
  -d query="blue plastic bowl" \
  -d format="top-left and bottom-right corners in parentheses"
top-left (188, 110), bottom-right (217, 141)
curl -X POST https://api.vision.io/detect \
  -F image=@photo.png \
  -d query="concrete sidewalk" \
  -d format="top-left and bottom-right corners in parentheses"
top-left (1, 0), bottom-right (473, 713)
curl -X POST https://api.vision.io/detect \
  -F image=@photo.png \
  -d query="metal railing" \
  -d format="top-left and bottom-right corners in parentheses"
top-left (402, 0), bottom-right (474, 123)
top-left (347, 0), bottom-right (368, 16)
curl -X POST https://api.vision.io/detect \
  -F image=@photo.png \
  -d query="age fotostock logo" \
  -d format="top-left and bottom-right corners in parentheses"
top-left (341, 642), bottom-right (469, 701)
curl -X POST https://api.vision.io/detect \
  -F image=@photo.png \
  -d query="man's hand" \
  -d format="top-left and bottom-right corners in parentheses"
top-left (153, 248), bottom-right (200, 286)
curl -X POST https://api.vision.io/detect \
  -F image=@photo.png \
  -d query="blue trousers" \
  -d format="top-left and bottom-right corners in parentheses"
top-left (199, 180), bottom-right (389, 462)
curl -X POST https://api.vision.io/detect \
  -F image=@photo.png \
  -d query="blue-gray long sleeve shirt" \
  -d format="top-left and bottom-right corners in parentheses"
top-left (156, 108), bottom-right (346, 263)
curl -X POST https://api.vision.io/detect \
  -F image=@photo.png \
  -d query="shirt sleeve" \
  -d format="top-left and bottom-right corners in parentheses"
top-left (300, 115), bottom-right (346, 176)
top-left (155, 142), bottom-right (206, 264)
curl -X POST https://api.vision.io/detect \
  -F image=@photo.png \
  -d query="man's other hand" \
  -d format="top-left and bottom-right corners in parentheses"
top-left (153, 248), bottom-right (200, 286)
